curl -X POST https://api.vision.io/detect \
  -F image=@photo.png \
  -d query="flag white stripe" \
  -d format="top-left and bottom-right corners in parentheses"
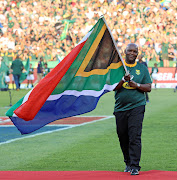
top-left (46, 83), bottom-right (118, 101)
top-left (12, 83), bottom-right (118, 117)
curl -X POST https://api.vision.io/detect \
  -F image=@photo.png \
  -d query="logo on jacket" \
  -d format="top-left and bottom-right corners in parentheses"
top-left (136, 69), bottom-right (140, 75)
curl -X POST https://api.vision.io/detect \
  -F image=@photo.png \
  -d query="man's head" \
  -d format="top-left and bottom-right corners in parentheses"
top-left (125, 43), bottom-right (138, 64)
top-left (8, 48), bottom-right (13, 53)
top-left (16, 55), bottom-right (20, 59)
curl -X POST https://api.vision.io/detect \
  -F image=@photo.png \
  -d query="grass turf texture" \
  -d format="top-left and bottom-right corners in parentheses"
top-left (0, 89), bottom-right (177, 171)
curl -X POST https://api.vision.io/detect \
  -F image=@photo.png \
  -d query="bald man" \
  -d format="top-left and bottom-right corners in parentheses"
top-left (113, 43), bottom-right (152, 175)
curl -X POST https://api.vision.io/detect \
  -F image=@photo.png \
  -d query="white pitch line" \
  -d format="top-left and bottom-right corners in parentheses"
top-left (0, 116), bottom-right (114, 146)
top-left (0, 119), bottom-right (11, 124)
top-left (0, 124), bottom-right (74, 127)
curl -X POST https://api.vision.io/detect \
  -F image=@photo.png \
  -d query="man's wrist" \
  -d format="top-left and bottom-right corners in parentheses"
top-left (136, 83), bottom-right (141, 88)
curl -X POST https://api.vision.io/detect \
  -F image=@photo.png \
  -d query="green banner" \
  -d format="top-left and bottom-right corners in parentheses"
top-left (60, 19), bottom-right (76, 41)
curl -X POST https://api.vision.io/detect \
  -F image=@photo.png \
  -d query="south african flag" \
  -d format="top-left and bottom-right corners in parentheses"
top-left (6, 16), bottom-right (125, 134)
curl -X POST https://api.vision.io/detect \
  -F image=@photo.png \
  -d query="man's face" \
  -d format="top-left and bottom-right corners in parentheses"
top-left (125, 44), bottom-right (138, 63)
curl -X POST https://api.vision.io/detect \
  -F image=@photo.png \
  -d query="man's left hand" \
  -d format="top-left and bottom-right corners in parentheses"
top-left (129, 81), bottom-right (152, 92)
top-left (128, 80), bottom-right (138, 88)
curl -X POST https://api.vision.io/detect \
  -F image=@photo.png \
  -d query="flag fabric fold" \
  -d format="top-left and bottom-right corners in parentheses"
top-left (6, 17), bottom-right (125, 134)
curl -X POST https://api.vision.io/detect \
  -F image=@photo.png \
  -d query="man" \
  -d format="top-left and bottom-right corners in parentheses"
top-left (35, 57), bottom-right (43, 85)
top-left (11, 55), bottom-right (24, 91)
top-left (113, 43), bottom-right (152, 175)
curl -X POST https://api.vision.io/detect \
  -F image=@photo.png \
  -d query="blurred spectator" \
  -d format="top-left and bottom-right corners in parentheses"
top-left (161, 38), bottom-right (170, 67)
top-left (10, 55), bottom-right (24, 91)
top-left (149, 48), bottom-right (160, 63)
top-left (43, 63), bottom-right (50, 77)
top-left (26, 63), bottom-right (34, 88)
top-left (151, 63), bottom-right (159, 89)
top-left (0, 0), bottom-right (176, 68)
top-left (5, 48), bottom-right (15, 64)
top-left (35, 57), bottom-right (44, 85)
top-left (168, 46), bottom-right (175, 61)
top-left (44, 49), bottom-right (53, 62)
top-left (4, 70), bottom-right (10, 89)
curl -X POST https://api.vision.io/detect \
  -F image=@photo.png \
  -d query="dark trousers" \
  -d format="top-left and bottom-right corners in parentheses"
top-left (114, 105), bottom-right (145, 170)
top-left (13, 74), bottom-right (21, 89)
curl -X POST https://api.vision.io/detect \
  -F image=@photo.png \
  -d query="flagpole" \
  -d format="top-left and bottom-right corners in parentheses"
top-left (100, 16), bottom-right (129, 75)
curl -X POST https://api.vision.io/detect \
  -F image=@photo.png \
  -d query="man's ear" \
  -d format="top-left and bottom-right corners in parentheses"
top-left (124, 49), bottom-right (127, 54)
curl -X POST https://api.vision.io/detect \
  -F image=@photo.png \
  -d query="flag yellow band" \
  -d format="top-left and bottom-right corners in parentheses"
top-left (75, 24), bottom-right (122, 77)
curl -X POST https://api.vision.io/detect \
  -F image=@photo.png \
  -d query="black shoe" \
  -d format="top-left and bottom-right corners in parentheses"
top-left (131, 169), bottom-right (139, 175)
top-left (124, 165), bottom-right (131, 172)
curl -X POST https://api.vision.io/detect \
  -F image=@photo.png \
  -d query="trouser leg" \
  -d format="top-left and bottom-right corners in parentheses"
top-left (114, 111), bottom-right (130, 165)
top-left (128, 105), bottom-right (145, 170)
top-left (18, 75), bottom-right (20, 89)
top-left (13, 74), bottom-right (19, 89)
top-left (114, 105), bottom-right (145, 170)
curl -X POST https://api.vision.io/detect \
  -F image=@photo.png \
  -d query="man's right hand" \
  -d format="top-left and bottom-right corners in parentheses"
top-left (124, 74), bottom-right (131, 82)
top-left (114, 73), bottom-right (130, 91)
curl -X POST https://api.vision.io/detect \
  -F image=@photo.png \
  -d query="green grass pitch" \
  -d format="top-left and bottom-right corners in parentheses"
top-left (0, 89), bottom-right (177, 171)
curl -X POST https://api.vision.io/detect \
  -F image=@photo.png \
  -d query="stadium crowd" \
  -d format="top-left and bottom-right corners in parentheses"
top-left (0, 0), bottom-right (176, 68)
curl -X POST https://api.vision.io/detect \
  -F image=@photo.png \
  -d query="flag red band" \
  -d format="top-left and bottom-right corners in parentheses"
top-left (14, 41), bottom-right (86, 121)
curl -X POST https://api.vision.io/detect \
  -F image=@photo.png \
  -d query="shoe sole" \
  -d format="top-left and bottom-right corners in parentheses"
top-left (131, 172), bottom-right (139, 175)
